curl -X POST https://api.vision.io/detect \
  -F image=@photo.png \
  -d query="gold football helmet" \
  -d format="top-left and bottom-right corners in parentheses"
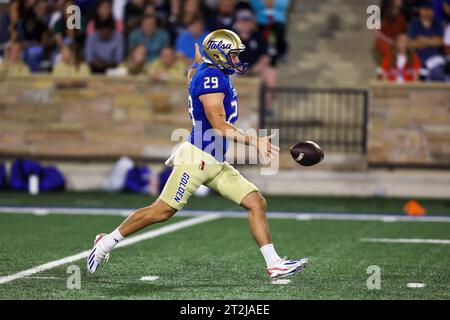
top-left (202, 29), bottom-right (248, 75)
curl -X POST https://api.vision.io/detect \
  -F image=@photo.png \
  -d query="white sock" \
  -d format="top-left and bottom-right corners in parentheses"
top-left (99, 228), bottom-right (124, 252)
top-left (260, 243), bottom-right (282, 268)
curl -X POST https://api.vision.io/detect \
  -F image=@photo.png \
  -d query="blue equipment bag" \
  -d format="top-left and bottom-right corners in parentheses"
top-left (124, 165), bottom-right (151, 193)
top-left (10, 159), bottom-right (41, 191)
top-left (10, 159), bottom-right (65, 192)
top-left (40, 166), bottom-right (65, 191)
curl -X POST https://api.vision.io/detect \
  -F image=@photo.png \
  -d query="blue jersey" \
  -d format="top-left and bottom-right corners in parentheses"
top-left (188, 63), bottom-right (238, 162)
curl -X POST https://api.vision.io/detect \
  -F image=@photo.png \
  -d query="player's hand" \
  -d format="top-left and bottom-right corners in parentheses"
top-left (194, 43), bottom-right (202, 64)
top-left (254, 133), bottom-right (280, 164)
top-left (187, 43), bottom-right (203, 83)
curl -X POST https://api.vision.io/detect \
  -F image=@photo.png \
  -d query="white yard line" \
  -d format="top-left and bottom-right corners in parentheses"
top-left (360, 238), bottom-right (450, 245)
top-left (407, 282), bottom-right (426, 288)
top-left (140, 276), bottom-right (159, 281)
top-left (0, 214), bottom-right (220, 285)
top-left (1, 206), bottom-right (450, 222)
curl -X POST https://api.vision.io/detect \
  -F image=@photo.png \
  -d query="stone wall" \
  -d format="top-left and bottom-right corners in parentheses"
top-left (0, 75), bottom-right (260, 161)
top-left (2, 76), bottom-right (449, 170)
top-left (369, 82), bottom-right (450, 167)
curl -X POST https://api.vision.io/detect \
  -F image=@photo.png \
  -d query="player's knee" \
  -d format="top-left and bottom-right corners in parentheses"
top-left (250, 195), bottom-right (267, 214)
top-left (140, 202), bottom-right (174, 223)
top-left (259, 196), bottom-right (268, 212)
top-left (154, 202), bottom-right (175, 222)
top-left (156, 209), bottom-right (173, 222)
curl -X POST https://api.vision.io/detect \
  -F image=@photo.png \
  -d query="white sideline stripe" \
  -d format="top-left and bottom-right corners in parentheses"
top-left (1, 206), bottom-right (450, 222)
top-left (23, 276), bottom-right (60, 280)
top-left (360, 238), bottom-right (450, 245)
top-left (0, 214), bottom-right (220, 285)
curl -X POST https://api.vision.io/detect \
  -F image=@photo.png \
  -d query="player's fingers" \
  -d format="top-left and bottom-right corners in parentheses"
top-left (268, 133), bottom-right (277, 142)
top-left (270, 149), bottom-right (279, 158)
top-left (265, 144), bottom-right (278, 159)
top-left (259, 150), bottom-right (267, 165)
top-left (269, 143), bottom-right (280, 152)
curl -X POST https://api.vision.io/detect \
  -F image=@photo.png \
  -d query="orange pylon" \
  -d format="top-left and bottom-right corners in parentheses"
top-left (403, 200), bottom-right (426, 216)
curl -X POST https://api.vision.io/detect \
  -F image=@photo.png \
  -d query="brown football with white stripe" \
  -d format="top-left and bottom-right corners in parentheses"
top-left (290, 141), bottom-right (324, 166)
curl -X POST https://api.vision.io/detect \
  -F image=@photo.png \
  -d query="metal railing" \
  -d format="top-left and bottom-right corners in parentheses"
top-left (259, 86), bottom-right (369, 154)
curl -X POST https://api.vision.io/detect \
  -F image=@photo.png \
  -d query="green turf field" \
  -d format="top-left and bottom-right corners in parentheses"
top-left (0, 192), bottom-right (449, 299)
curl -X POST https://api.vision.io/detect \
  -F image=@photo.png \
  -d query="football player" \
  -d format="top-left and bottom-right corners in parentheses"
top-left (88, 29), bottom-right (308, 279)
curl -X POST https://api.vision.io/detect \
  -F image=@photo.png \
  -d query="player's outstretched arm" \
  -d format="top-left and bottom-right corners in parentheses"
top-left (187, 43), bottom-right (203, 83)
top-left (200, 93), bottom-right (279, 161)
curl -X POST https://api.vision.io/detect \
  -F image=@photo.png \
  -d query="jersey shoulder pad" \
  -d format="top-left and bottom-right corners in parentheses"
top-left (193, 67), bottom-right (228, 96)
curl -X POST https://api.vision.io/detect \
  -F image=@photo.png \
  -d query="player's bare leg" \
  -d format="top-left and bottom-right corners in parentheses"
top-left (118, 199), bottom-right (177, 236)
top-left (87, 199), bottom-right (176, 273)
top-left (240, 191), bottom-right (272, 246)
top-left (240, 191), bottom-right (308, 279)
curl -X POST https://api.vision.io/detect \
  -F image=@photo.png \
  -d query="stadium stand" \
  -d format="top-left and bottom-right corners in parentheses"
top-left (0, 0), bottom-right (449, 198)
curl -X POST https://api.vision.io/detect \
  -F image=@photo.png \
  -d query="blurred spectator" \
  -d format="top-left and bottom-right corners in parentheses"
top-left (52, 0), bottom-right (86, 50)
top-left (148, 47), bottom-right (187, 82)
top-left (0, 41), bottom-right (31, 76)
top-left (22, 0), bottom-right (50, 43)
top-left (250, 0), bottom-right (290, 66)
top-left (1, 11), bottom-right (9, 48)
top-left (117, 44), bottom-right (149, 75)
top-left (7, 0), bottom-right (35, 42)
top-left (408, 0), bottom-right (446, 80)
top-left (75, 0), bottom-right (93, 16)
top-left (207, 0), bottom-right (237, 31)
top-left (128, 15), bottom-right (170, 63)
top-left (175, 16), bottom-right (209, 64)
top-left (179, 0), bottom-right (201, 28)
top-left (112, 0), bottom-right (127, 23)
top-left (168, 0), bottom-right (203, 42)
top-left (432, 0), bottom-right (450, 24)
top-left (444, 0), bottom-right (450, 22)
top-left (203, 0), bottom-right (253, 12)
top-left (380, 34), bottom-right (421, 82)
top-left (49, 0), bottom-right (65, 30)
top-left (373, 0), bottom-right (407, 64)
top-left (22, 0), bottom-right (52, 72)
top-left (401, 0), bottom-right (421, 21)
top-left (86, 0), bottom-right (123, 35)
top-left (84, 19), bottom-right (124, 73)
top-left (444, 15), bottom-right (450, 79)
top-left (52, 41), bottom-right (90, 77)
top-left (143, 4), bottom-right (157, 18)
top-left (150, 0), bottom-right (172, 25)
top-left (124, 0), bottom-right (146, 36)
top-left (234, 10), bottom-right (277, 109)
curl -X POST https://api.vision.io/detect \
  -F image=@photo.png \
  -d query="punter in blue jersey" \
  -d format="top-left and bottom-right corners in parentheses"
top-left (188, 60), bottom-right (239, 162)
top-left (87, 29), bottom-right (308, 280)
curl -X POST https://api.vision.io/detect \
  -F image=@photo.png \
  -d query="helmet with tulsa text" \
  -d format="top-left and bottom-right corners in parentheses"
top-left (202, 29), bottom-right (248, 75)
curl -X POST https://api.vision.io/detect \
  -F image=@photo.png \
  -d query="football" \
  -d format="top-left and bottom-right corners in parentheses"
top-left (290, 141), bottom-right (324, 166)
